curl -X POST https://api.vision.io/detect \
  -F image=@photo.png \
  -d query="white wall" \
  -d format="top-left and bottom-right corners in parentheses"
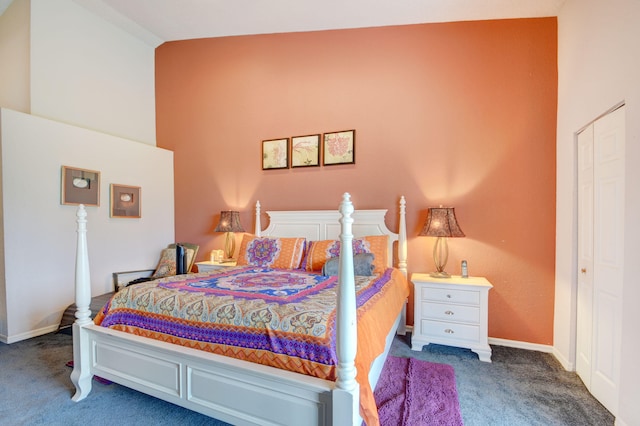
top-left (29, 0), bottom-right (157, 145)
top-left (0, 0), bottom-right (171, 342)
top-left (0, 0), bottom-right (29, 113)
top-left (555, 0), bottom-right (640, 424)
top-left (0, 113), bottom-right (5, 337)
top-left (0, 108), bottom-right (175, 343)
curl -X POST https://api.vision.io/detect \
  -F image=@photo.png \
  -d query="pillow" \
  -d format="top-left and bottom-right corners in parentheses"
top-left (303, 235), bottom-right (388, 274)
top-left (152, 247), bottom-right (195, 279)
top-left (322, 253), bottom-right (375, 276)
top-left (236, 235), bottom-right (306, 269)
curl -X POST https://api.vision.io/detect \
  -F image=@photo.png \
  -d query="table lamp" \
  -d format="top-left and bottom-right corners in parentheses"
top-left (419, 207), bottom-right (465, 278)
top-left (214, 210), bottom-right (245, 261)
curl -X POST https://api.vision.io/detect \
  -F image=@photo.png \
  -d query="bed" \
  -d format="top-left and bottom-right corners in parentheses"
top-left (70, 193), bottom-right (408, 426)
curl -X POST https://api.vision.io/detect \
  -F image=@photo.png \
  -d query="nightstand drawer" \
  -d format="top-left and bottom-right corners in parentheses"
top-left (422, 302), bottom-right (480, 323)
top-left (422, 287), bottom-right (480, 305)
top-left (421, 319), bottom-right (480, 342)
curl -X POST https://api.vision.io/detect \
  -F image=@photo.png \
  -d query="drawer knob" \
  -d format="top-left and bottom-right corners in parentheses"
top-left (446, 294), bottom-right (452, 298)
top-left (445, 310), bottom-right (454, 316)
top-left (445, 329), bottom-right (454, 334)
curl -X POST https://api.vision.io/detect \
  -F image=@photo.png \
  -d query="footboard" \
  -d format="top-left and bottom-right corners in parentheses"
top-left (79, 324), bottom-right (334, 425)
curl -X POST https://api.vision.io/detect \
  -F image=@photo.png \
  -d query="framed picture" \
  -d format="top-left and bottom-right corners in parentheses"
top-left (291, 134), bottom-right (320, 167)
top-left (262, 138), bottom-right (289, 170)
top-left (323, 129), bottom-right (355, 165)
top-left (110, 184), bottom-right (141, 218)
top-left (61, 166), bottom-right (100, 206)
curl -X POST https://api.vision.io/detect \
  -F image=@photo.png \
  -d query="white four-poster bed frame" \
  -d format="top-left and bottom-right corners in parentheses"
top-left (71, 193), bottom-right (407, 426)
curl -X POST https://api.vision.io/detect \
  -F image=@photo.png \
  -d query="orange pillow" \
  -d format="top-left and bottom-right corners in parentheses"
top-left (236, 235), bottom-right (306, 269)
top-left (303, 235), bottom-right (388, 274)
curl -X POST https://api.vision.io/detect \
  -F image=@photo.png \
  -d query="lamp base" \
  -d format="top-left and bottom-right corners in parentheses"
top-left (429, 271), bottom-right (451, 278)
top-left (223, 232), bottom-right (236, 260)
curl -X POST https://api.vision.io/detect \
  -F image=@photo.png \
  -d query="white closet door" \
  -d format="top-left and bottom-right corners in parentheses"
top-left (591, 106), bottom-right (624, 414)
top-left (576, 105), bottom-right (625, 416)
top-left (576, 124), bottom-right (594, 389)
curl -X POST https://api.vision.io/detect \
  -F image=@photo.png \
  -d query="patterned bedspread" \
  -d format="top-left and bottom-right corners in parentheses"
top-left (94, 265), bottom-right (409, 425)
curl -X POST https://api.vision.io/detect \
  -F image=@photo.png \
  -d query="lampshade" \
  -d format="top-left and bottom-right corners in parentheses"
top-left (419, 207), bottom-right (464, 278)
top-left (215, 211), bottom-right (244, 260)
top-left (214, 211), bottom-right (245, 233)
top-left (419, 207), bottom-right (465, 238)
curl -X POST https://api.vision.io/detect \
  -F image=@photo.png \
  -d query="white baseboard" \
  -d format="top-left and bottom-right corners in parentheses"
top-left (483, 337), bottom-right (581, 374)
top-left (3, 324), bottom-right (59, 344)
top-left (488, 338), bottom-right (578, 372)
top-left (551, 346), bottom-right (574, 371)
top-left (488, 337), bottom-right (554, 353)
top-left (482, 337), bottom-right (580, 373)
top-left (405, 328), bottom-right (573, 370)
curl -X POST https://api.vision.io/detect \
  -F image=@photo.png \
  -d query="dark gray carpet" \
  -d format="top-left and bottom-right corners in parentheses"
top-left (0, 332), bottom-right (228, 426)
top-left (392, 334), bottom-right (614, 426)
top-left (0, 331), bottom-right (613, 425)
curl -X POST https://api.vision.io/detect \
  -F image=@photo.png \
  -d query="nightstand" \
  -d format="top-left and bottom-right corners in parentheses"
top-left (411, 273), bottom-right (493, 362)
top-left (195, 260), bottom-right (237, 272)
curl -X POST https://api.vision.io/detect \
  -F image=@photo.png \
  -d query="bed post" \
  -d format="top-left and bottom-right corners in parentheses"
top-left (396, 196), bottom-right (408, 336)
top-left (70, 204), bottom-right (94, 401)
top-left (254, 200), bottom-right (261, 236)
top-left (398, 196), bottom-right (407, 277)
top-left (333, 193), bottom-right (359, 425)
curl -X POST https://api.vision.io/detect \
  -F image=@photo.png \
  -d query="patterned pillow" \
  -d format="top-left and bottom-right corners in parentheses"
top-left (152, 247), bottom-right (195, 278)
top-left (303, 235), bottom-right (388, 274)
top-left (236, 235), bottom-right (306, 269)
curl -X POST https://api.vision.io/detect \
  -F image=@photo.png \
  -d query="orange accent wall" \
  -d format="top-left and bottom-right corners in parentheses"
top-left (155, 18), bottom-right (557, 345)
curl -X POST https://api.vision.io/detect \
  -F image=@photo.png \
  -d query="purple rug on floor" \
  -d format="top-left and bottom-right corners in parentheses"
top-left (374, 356), bottom-right (463, 426)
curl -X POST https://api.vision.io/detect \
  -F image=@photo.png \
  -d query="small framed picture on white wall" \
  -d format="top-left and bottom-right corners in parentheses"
top-left (61, 165), bottom-right (100, 206)
top-left (110, 184), bottom-right (141, 218)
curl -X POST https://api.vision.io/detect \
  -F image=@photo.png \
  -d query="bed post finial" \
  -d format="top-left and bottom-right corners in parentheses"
top-left (255, 200), bottom-right (261, 236)
top-left (335, 192), bottom-right (359, 424)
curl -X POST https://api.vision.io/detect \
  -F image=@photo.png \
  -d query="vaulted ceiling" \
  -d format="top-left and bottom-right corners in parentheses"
top-left (71, 0), bottom-right (565, 47)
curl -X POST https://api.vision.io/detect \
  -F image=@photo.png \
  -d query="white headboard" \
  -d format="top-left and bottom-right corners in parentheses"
top-left (254, 197), bottom-right (407, 274)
